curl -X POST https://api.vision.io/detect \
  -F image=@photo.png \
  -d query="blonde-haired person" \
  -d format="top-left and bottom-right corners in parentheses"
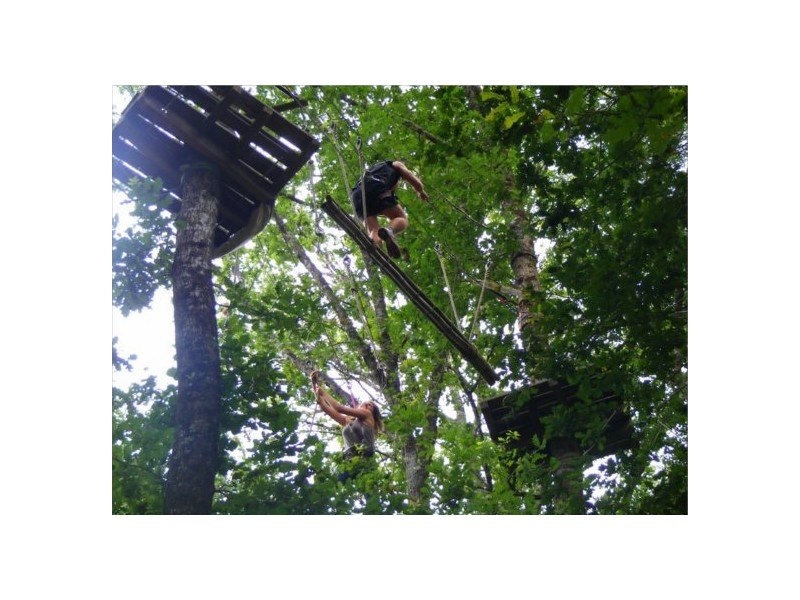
top-left (311, 371), bottom-right (385, 482)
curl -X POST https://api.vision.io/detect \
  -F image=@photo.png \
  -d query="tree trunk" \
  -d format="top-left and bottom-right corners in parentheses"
top-left (503, 171), bottom-right (545, 373)
top-left (550, 437), bottom-right (585, 515)
top-left (503, 170), bottom-right (584, 512)
top-left (164, 163), bottom-right (222, 515)
top-left (273, 210), bottom-right (384, 384)
top-left (401, 364), bottom-right (445, 510)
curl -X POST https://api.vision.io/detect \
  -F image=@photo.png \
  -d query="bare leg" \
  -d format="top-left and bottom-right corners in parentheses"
top-left (365, 215), bottom-right (381, 246)
top-left (380, 205), bottom-right (408, 234)
top-left (376, 205), bottom-right (407, 259)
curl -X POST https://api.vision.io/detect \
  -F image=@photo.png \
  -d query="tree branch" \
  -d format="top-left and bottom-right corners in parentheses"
top-left (401, 118), bottom-right (449, 147)
top-left (362, 252), bottom-right (402, 396)
top-left (273, 208), bottom-right (381, 376)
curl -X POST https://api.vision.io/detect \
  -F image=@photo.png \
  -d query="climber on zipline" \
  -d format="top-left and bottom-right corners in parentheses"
top-left (311, 370), bottom-right (385, 482)
top-left (350, 160), bottom-right (429, 259)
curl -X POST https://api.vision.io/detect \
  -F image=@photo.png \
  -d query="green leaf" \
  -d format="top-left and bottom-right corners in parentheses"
top-left (480, 90), bottom-right (505, 102)
top-left (503, 111), bottom-right (525, 130)
top-left (604, 117), bottom-right (639, 144)
top-left (485, 103), bottom-right (508, 123)
top-left (540, 108), bottom-right (555, 122)
top-left (565, 87), bottom-right (585, 117)
top-left (540, 121), bottom-right (555, 142)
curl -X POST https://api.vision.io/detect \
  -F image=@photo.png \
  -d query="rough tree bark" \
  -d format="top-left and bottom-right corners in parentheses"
top-left (164, 163), bottom-right (222, 515)
top-left (401, 362), bottom-right (446, 510)
top-left (503, 170), bottom-right (583, 514)
top-left (503, 171), bottom-right (545, 371)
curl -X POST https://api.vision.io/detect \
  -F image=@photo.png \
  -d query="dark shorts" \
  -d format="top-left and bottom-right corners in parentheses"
top-left (351, 191), bottom-right (398, 218)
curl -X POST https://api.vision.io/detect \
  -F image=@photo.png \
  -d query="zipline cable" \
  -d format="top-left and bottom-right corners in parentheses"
top-left (426, 184), bottom-right (502, 236)
top-left (419, 188), bottom-right (506, 270)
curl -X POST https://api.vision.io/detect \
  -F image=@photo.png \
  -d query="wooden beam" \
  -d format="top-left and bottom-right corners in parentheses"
top-left (113, 117), bottom-right (257, 227)
top-left (212, 86), bottom-right (318, 152)
top-left (138, 88), bottom-right (285, 189)
top-left (321, 196), bottom-right (499, 386)
top-left (137, 92), bottom-right (278, 208)
top-left (177, 86), bottom-right (298, 173)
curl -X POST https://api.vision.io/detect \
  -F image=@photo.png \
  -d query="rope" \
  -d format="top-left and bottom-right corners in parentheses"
top-left (420, 192), bottom-right (505, 274)
top-left (468, 259), bottom-right (492, 341)
top-left (277, 85), bottom-right (358, 207)
top-left (427, 185), bottom-right (500, 235)
top-left (316, 320), bottom-right (381, 407)
top-left (434, 242), bottom-right (461, 331)
top-left (582, 408), bottom-right (620, 457)
top-left (306, 358), bottom-right (322, 431)
top-left (307, 156), bottom-right (323, 239)
top-left (425, 228), bottom-right (501, 294)
top-left (356, 136), bottom-right (370, 236)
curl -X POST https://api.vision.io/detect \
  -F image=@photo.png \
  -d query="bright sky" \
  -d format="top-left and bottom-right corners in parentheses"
top-left (111, 100), bottom-right (177, 389)
top-left (112, 286), bottom-right (176, 387)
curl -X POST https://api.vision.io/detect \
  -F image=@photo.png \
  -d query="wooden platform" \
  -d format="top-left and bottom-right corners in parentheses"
top-left (112, 86), bottom-right (319, 257)
top-left (321, 196), bottom-right (499, 385)
top-left (479, 379), bottom-right (633, 458)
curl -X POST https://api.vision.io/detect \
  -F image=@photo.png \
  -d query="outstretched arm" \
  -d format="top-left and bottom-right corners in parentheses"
top-left (331, 403), bottom-right (372, 420)
top-left (392, 161), bottom-right (429, 201)
top-left (311, 371), bottom-right (349, 426)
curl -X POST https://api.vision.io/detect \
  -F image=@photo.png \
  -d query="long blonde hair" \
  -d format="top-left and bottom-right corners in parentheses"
top-left (367, 402), bottom-right (385, 433)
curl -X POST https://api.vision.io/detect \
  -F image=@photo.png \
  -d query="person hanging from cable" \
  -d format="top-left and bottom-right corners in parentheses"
top-left (311, 370), bottom-right (385, 482)
top-left (350, 160), bottom-right (429, 259)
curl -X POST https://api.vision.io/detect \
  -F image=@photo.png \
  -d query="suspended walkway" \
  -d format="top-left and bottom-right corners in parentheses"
top-left (321, 196), bottom-right (499, 385)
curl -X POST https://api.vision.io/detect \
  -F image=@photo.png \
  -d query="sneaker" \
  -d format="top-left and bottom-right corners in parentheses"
top-left (378, 227), bottom-right (402, 259)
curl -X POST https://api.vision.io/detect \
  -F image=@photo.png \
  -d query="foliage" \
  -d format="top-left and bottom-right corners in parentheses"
top-left (111, 85), bottom-right (687, 514)
top-left (112, 339), bottom-right (174, 513)
top-left (112, 177), bottom-right (175, 316)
